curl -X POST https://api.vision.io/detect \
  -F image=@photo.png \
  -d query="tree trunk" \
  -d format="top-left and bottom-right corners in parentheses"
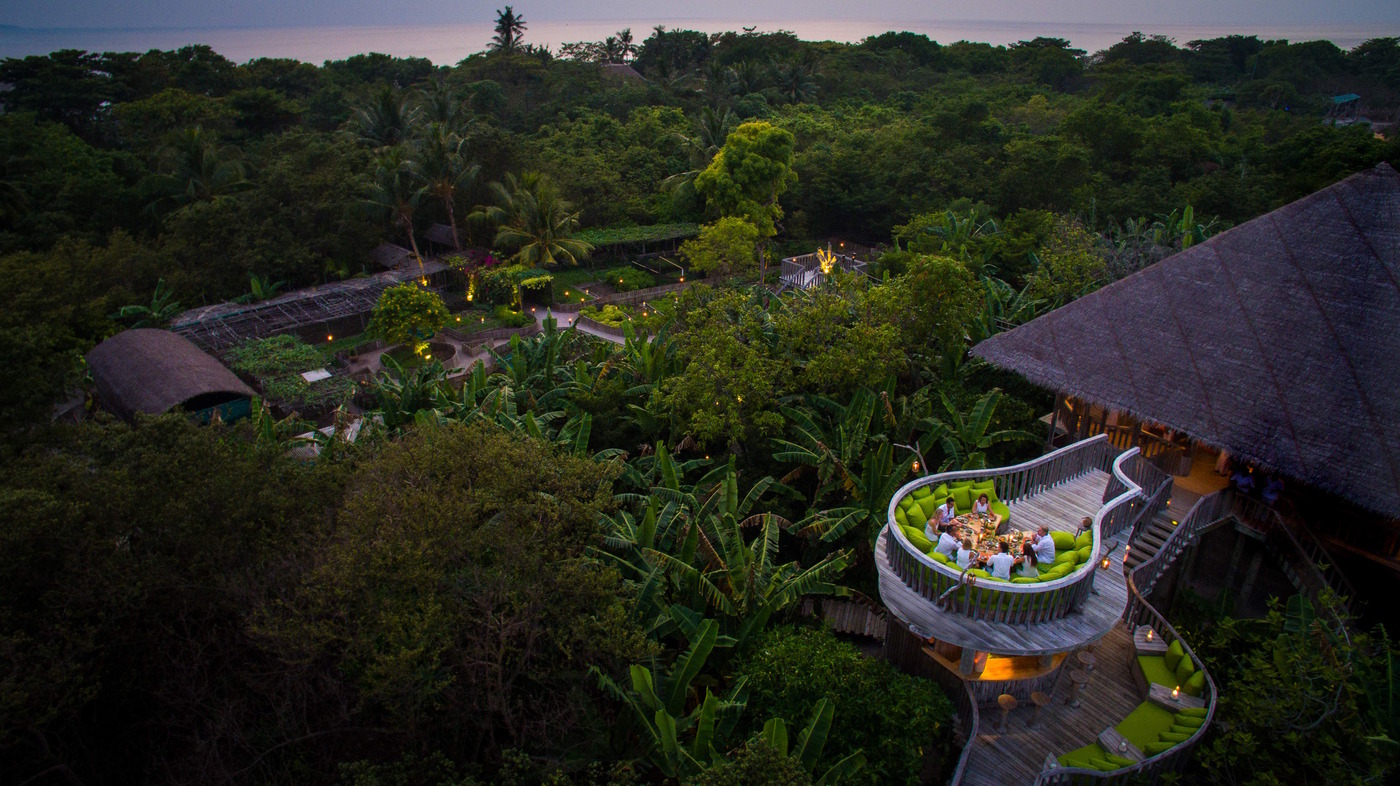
top-left (445, 197), bottom-right (462, 251)
top-left (402, 215), bottom-right (426, 277)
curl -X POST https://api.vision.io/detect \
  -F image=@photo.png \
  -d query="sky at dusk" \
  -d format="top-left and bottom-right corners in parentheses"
top-left (4, 0), bottom-right (1398, 30)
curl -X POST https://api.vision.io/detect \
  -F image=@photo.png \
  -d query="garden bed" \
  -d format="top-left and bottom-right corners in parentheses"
top-left (380, 341), bottom-right (456, 371)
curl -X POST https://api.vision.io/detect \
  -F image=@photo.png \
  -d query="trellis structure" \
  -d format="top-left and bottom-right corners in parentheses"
top-left (172, 260), bottom-right (449, 351)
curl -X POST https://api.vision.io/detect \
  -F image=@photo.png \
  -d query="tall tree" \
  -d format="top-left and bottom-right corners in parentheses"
top-left (491, 6), bottom-right (528, 55)
top-left (348, 84), bottom-right (421, 149)
top-left (693, 121), bottom-right (796, 280)
top-left (138, 126), bottom-right (252, 215)
top-left (416, 122), bottom-right (479, 250)
top-left (364, 146), bottom-right (428, 266)
top-left (474, 172), bottom-right (592, 266)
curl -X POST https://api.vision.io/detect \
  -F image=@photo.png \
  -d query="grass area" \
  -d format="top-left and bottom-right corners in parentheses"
top-left (322, 332), bottom-right (374, 356)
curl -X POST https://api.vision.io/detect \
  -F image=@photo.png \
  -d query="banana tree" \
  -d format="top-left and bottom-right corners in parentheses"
top-left (796, 441), bottom-right (915, 546)
top-left (919, 388), bottom-right (1036, 471)
top-left (772, 389), bottom-right (881, 504)
top-left (757, 699), bottom-right (866, 786)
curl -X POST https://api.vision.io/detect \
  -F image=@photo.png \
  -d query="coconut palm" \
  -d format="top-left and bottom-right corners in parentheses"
top-left (139, 127), bottom-right (252, 214)
top-left (416, 122), bottom-right (479, 251)
top-left (661, 107), bottom-right (735, 205)
top-left (771, 59), bottom-right (821, 104)
top-left (364, 147), bottom-right (428, 268)
top-left (474, 172), bottom-right (592, 266)
top-left (348, 85), bottom-right (421, 149)
top-left (491, 6), bottom-right (527, 54)
top-left (415, 79), bottom-right (469, 130)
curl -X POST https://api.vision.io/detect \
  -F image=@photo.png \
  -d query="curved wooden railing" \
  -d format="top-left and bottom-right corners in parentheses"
top-left (884, 436), bottom-right (1150, 625)
top-left (1032, 490), bottom-right (1224, 786)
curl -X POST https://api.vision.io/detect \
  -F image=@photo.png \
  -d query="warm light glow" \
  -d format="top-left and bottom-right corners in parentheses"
top-left (420, 278), bottom-right (427, 286)
top-left (455, 316), bottom-right (461, 322)
top-left (913, 461), bottom-right (921, 472)
top-left (679, 276), bottom-right (684, 282)
top-left (1100, 557), bottom-right (1111, 569)
top-left (424, 354), bottom-right (431, 360)
top-left (1146, 629), bottom-right (1154, 642)
top-left (326, 334), bottom-right (333, 342)
top-left (1172, 686), bottom-right (1181, 700)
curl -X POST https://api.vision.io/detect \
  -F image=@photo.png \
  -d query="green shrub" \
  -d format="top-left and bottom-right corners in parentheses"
top-left (224, 335), bottom-right (355, 411)
top-left (492, 305), bottom-right (534, 328)
top-left (735, 626), bottom-right (955, 786)
top-left (579, 304), bottom-right (629, 327)
top-left (685, 739), bottom-right (812, 786)
top-left (518, 273), bottom-right (554, 306)
top-left (368, 284), bottom-right (449, 349)
top-left (603, 266), bottom-right (656, 293)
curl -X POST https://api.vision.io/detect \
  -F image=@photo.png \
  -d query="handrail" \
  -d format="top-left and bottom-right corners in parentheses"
top-left (1236, 496), bottom-right (1356, 611)
top-left (883, 436), bottom-right (1150, 625)
top-left (1033, 489), bottom-right (1225, 785)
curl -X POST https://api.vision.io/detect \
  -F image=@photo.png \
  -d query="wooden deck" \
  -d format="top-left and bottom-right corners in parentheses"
top-left (961, 624), bottom-right (1143, 786)
top-left (878, 471), bottom-right (1129, 655)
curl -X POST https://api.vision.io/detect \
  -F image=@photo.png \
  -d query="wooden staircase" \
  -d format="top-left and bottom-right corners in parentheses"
top-left (1125, 509), bottom-right (1179, 571)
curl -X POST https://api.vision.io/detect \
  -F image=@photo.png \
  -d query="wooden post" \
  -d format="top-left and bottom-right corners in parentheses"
top-left (959, 648), bottom-right (977, 677)
top-left (1239, 547), bottom-right (1266, 609)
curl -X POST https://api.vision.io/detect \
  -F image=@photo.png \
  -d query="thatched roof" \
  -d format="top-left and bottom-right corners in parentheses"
top-left (600, 63), bottom-right (645, 82)
top-left (425, 223), bottom-right (458, 248)
top-left (370, 243), bottom-right (413, 269)
top-left (87, 329), bottom-right (255, 419)
top-left (973, 163), bottom-right (1400, 518)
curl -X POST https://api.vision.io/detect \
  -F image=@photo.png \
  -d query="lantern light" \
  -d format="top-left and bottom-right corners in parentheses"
top-left (1100, 557), bottom-right (1111, 570)
top-left (1172, 686), bottom-right (1181, 701)
top-left (1145, 629), bottom-right (1154, 642)
top-left (327, 334), bottom-right (334, 342)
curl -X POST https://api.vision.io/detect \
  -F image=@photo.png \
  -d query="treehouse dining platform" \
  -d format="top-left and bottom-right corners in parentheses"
top-left (879, 436), bottom-right (1217, 785)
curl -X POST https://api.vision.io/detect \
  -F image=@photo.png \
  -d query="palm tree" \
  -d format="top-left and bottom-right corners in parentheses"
top-left (491, 6), bottom-right (527, 54)
top-left (416, 122), bottom-right (479, 251)
top-left (348, 85), bottom-right (421, 148)
top-left (661, 107), bottom-right (734, 205)
top-left (474, 172), bottom-right (592, 266)
top-left (771, 59), bottom-right (821, 104)
top-left (617, 28), bottom-right (637, 61)
top-left (725, 60), bottom-right (764, 95)
top-left (364, 147), bottom-right (428, 268)
top-left (415, 79), bottom-right (469, 130)
top-left (920, 388), bottom-right (1037, 471)
top-left (139, 127), bottom-right (252, 215)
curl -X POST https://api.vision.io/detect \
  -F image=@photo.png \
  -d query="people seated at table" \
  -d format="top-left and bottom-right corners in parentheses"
top-left (956, 537), bottom-right (977, 570)
top-left (936, 497), bottom-right (958, 526)
top-left (934, 523), bottom-right (961, 560)
top-left (972, 492), bottom-right (1004, 527)
top-left (1031, 524), bottom-right (1056, 564)
top-left (1016, 542), bottom-right (1040, 578)
top-left (988, 541), bottom-right (1016, 579)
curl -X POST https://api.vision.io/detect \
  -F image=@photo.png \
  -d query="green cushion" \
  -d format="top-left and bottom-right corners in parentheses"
top-left (1163, 639), bottom-right (1184, 673)
top-left (1038, 564), bottom-right (1072, 582)
top-left (1088, 758), bottom-right (1119, 772)
top-left (990, 501), bottom-right (1011, 523)
top-left (1103, 753), bottom-right (1135, 768)
top-left (1183, 670), bottom-right (1206, 698)
top-left (910, 485), bottom-right (933, 500)
top-left (1176, 706), bottom-right (1207, 719)
top-left (1114, 701), bottom-right (1177, 751)
top-left (951, 486), bottom-right (973, 512)
top-left (894, 508), bottom-right (909, 528)
top-left (1059, 756), bottom-right (1096, 770)
top-left (1010, 576), bottom-right (1039, 584)
top-left (1158, 731), bottom-right (1190, 743)
top-left (949, 479), bottom-right (974, 489)
top-left (930, 550), bottom-right (951, 565)
top-left (899, 525), bottom-right (935, 554)
top-left (1143, 740), bottom-right (1177, 756)
top-left (1169, 724), bottom-right (1198, 736)
top-left (934, 483), bottom-right (949, 498)
top-left (1174, 655), bottom-right (1196, 685)
top-left (1050, 530), bottom-right (1077, 550)
top-left (1076, 545), bottom-right (1092, 563)
top-left (1075, 530), bottom-right (1094, 550)
top-left (1136, 655), bottom-right (1176, 690)
top-left (897, 496), bottom-right (917, 513)
top-left (967, 568), bottom-right (991, 579)
top-left (1057, 743), bottom-right (1104, 770)
top-left (1053, 550), bottom-right (1080, 567)
top-left (970, 480), bottom-right (998, 503)
top-left (1173, 713), bottom-right (1205, 729)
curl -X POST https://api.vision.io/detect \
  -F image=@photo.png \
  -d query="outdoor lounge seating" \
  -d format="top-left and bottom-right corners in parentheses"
top-left (1134, 638), bottom-right (1207, 697)
top-left (1056, 701), bottom-right (1208, 771)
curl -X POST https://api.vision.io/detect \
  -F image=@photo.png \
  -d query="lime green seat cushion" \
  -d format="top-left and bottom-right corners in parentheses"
top-left (910, 485), bottom-right (933, 500)
top-left (1053, 550), bottom-right (1080, 567)
top-left (899, 525), bottom-right (935, 554)
top-left (930, 551), bottom-right (951, 565)
top-left (933, 483), bottom-right (948, 497)
top-left (894, 507), bottom-right (910, 528)
top-left (1114, 701), bottom-right (1177, 751)
top-left (1169, 724), bottom-right (1199, 736)
top-left (1038, 564), bottom-right (1072, 582)
top-left (1136, 655), bottom-right (1177, 690)
top-left (1076, 545), bottom-right (1092, 563)
top-left (1050, 530), bottom-right (1077, 551)
top-left (990, 501), bottom-right (1011, 522)
top-left (1163, 639), bottom-right (1184, 672)
top-left (950, 486), bottom-right (973, 512)
top-left (967, 568), bottom-right (991, 579)
top-left (1058, 743), bottom-right (1105, 769)
top-left (1183, 669), bottom-right (1206, 698)
top-left (1143, 740), bottom-right (1178, 756)
top-left (1158, 731), bottom-right (1191, 743)
top-left (949, 480), bottom-right (975, 489)
top-left (1176, 706), bottom-right (1207, 718)
top-left (1010, 576), bottom-right (1039, 584)
top-left (1174, 655), bottom-right (1197, 685)
top-left (1075, 530), bottom-right (1094, 549)
top-left (1172, 713), bottom-right (1205, 728)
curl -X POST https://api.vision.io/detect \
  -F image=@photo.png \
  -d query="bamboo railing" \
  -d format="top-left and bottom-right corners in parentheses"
top-left (884, 436), bottom-right (1151, 625)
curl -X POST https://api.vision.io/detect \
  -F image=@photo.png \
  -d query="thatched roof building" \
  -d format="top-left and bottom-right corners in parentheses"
top-left (600, 64), bottom-right (645, 82)
top-left (973, 163), bottom-right (1400, 518)
top-left (424, 223), bottom-right (458, 250)
top-left (86, 329), bottom-right (256, 421)
top-left (370, 243), bottom-right (413, 270)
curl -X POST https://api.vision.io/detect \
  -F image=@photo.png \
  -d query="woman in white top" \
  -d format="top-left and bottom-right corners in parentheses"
top-left (988, 541), bottom-right (1015, 579)
top-left (955, 537), bottom-right (977, 570)
top-left (1016, 542), bottom-right (1039, 578)
top-left (972, 492), bottom-right (1003, 527)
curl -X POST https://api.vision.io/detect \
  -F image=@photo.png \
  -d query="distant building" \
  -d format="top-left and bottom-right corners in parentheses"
top-left (86, 329), bottom-right (255, 422)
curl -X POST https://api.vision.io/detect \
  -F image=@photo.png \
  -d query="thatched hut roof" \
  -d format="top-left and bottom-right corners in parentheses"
top-left (424, 223), bottom-right (458, 248)
top-left (370, 243), bottom-right (413, 269)
top-left (86, 329), bottom-right (255, 419)
top-left (973, 163), bottom-right (1400, 517)
top-left (601, 63), bottom-right (645, 82)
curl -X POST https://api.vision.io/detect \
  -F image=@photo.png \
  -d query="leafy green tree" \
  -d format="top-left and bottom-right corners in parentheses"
top-left (138, 126), bottom-right (253, 215)
top-left (348, 84), bottom-right (422, 148)
top-left (476, 172), bottom-right (592, 266)
top-left (365, 146), bottom-right (429, 265)
top-left (1024, 216), bottom-right (1107, 305)
top-left (680, 216), bottom-right (759, 277)
top-left (694, 121), bottom-right (797, 242)
top-left (416, 122), bottom-right (479, 250)
top-left (111, 277), bottom-right (180, 327)
top-left (368, 283), bottom-right (450, 354)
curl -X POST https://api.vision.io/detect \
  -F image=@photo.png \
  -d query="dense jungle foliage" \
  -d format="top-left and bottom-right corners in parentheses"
top-left (2, 19), bottom-right (1399, 786)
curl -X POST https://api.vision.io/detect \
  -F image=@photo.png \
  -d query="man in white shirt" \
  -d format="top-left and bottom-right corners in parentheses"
top-left (935, 524), bottom-right (961, 560)
top-left (1032, 525), bottom-right (1056, 564)
top-left (936, 497), bottom-right (958, 526)
top-left (988, 542), bottom-right (1016, 579)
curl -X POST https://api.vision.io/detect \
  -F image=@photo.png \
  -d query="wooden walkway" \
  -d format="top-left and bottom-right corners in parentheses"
top-left (877, 471), bottom-right (1129, 655)
top-left (961, 624), bottom-right (1142, 785)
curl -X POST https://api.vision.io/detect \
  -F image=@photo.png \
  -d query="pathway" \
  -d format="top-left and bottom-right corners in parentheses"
top-left (536, 308), bottom-right (625, 345)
